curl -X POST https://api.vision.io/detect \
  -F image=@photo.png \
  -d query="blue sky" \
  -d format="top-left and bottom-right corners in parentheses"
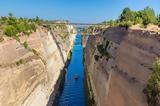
top-left (0, 0), bottom-right (160, 23)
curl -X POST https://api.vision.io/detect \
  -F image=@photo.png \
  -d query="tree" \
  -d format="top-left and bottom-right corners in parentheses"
top-left (118, 21), bottom-right (133, 29)
top-left (141, 7), bottom-right (157, 25)
top-left (35, 16), bottom-right (41, 25)
top-left (157, 14), bottom-right (160, 26)
top-left (8, 12), bottom-right (13, 17)
top-left (134, 17), bottom-right (143, 25)
top-left (119, 7), bottom-right (135, 22)
top-left (108, 20), bottom-right (115, 26)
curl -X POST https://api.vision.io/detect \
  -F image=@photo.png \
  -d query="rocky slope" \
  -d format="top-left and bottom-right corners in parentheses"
top-left (0, 24), bottom-right (76, 106)
top-left (84, 26), bottom-right (160, 106)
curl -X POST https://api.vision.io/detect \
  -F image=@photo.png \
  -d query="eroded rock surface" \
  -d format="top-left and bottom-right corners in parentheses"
top-left (0, 25), bottom-right (76, 106)
top-left (84, 27), bottom-right (160, 106)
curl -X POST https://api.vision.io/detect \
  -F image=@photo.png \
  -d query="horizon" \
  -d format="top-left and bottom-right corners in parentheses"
top-left (0, 0), bottom-right (160, 23)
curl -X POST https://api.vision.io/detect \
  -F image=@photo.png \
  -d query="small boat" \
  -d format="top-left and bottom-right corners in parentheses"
top-left (74, 74), bottom-right (79, 80)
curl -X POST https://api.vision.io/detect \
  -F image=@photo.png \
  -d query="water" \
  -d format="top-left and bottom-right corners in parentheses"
top-left (57, 32), bottom-right (86, 106)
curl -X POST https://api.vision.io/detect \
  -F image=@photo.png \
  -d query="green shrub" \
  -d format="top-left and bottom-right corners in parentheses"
top-left (16, 59), bottom-right (24, 66)
top-left (16, 22), bottom-right (27, 33)
top-left (4, 25), bottom-right (17, 37)
top-left (102, 7), bottom-right (158, 27)
top-left (3, 13), bottom-right (38, 38)
top-left (67, 51), bottom-right (72, 60)
top-left (19, 59), bottom-right (24, 64)
top-left (141, 7), bottom-right (157, 25)
top-left (0, 36), bottom-right (4, 42)
top-left (30, 23), bottom-right (36, 32)
top-left (119, 7), bottom-right (136, 22)
top-left (23, 41), bottom-right (28, 49)
top-left (46, 24), bottom-right (51, 30)
top-left (144, 58), bottom-right (160, 106)
top-left (97, 41), bottom-right (112, 60)
top-left (97, 44), bottom-right (105, 55)
top-left (14, 36), bottom-right (20, 42)
top-left (32, 49), bottom-right (38, 56)
top-left (118, 21), bottom-right (133, 29)
top-left (134, 17), bottom-right (143, 25)
top-left (24, 31), bottom-right (31, 36)
top-left (157, 15), bottom-right (160, 27)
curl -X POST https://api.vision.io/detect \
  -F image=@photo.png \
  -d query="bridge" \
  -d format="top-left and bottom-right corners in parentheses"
top-left (44, 22), bottom-right (106, 26)
top-left (43, 22), bottom-right (107, 35)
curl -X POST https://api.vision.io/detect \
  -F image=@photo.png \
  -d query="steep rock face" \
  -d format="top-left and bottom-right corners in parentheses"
top-left (84, 27), bottom-right (160, 106)
top-left (0, 25), bottom-right (76, 106)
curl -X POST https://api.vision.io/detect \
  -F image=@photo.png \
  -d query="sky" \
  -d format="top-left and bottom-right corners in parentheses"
top-left (0, 0), bottom-right (160, 23)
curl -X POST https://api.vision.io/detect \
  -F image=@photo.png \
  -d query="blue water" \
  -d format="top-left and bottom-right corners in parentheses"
top-left (57, 33), bottom-right (86, 106)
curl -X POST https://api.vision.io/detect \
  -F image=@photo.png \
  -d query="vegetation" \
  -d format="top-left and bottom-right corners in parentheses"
top-left (32, 49), bottom-right (38, 56)
top-left (4, 25), bottom-right (17, 37)
top-left (0, 36), bottom-right (4, 42)
top-left (67, 51), bottom-right (72, 60)
top-left (23, 41), bottom-right (28, 49)
top-left (94, 55), bottom-right (99, 61)
top-left (94, 40), bottom-right (111, 61)
top-left (16, 59), bottom-right (24, 66)
top-left (157, 14), bottom-right (160, 27)
top-left (83, 6), bottom-right (159, 35)
top-left (97, 40), bottom-right (111, 58)
top-left (0, 13), bottom-right (42, 56)
top-left (51, 24), bottom-right (70, 41)
top-left (144, 58), bottom-right (160, 106)
top-left (101, 7), bottom-right (159, 29)
top-left (1, 13), bottom-right (41, 39)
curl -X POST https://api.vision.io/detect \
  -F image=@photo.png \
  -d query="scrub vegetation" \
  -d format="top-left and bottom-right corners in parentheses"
top-left (0, 13), bottom-right (41, 56)
top-left (1, 13), bottom-right (41, 39)
top-left (83, 6), bottom-right (160, 35)
top-left (103, 6), bottom-right (159, 28)
top-left (94, 40), bottom-right (111, 61)
top-left (144, 58), bottom-right (160, 106)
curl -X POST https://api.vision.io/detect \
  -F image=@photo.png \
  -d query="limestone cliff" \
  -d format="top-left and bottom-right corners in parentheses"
top-left (84, 27), bottom-right (160, 106)
top-left (0, 24), bottom-right (76, 106)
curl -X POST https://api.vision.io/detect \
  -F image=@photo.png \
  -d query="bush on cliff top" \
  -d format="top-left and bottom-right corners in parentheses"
top-left (83, 6), bottom-right (159, 35)
top-left (103, 6), bottom-right (159, 28)
top-left (157, 15), bottom-right (160, 27)
top-left (2, 13), bottom-right (40, 38)
top-left (144, 58), bottom-right (160, 106)
top-left (4, 25), bottom-right (17, 37)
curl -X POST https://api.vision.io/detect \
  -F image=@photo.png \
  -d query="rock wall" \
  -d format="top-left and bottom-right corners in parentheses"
top-left (0, 25), bottom-right (76, 106)
top-left (84, 27), bottom-right (160, 106)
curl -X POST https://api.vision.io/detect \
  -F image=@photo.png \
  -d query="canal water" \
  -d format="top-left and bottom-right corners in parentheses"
top-left (57, 32), bottom-right (86, 106)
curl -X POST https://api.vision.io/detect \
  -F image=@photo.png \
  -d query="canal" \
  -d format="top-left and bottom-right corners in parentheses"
top-left (57, 31), bottom-right (86, 106)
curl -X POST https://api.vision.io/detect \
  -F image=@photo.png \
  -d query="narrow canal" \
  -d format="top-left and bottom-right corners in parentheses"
top-left (57, 31), bottom-right (86, 106)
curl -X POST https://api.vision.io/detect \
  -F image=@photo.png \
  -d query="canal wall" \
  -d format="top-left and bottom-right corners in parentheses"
top-left (84, 26), bottom-right (160, 106)
top-left (0, 25), bottom-right (76, 106)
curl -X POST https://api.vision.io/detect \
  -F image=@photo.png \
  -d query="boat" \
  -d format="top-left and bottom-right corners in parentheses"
top-left (74, 74), bottom-right (79, 80)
